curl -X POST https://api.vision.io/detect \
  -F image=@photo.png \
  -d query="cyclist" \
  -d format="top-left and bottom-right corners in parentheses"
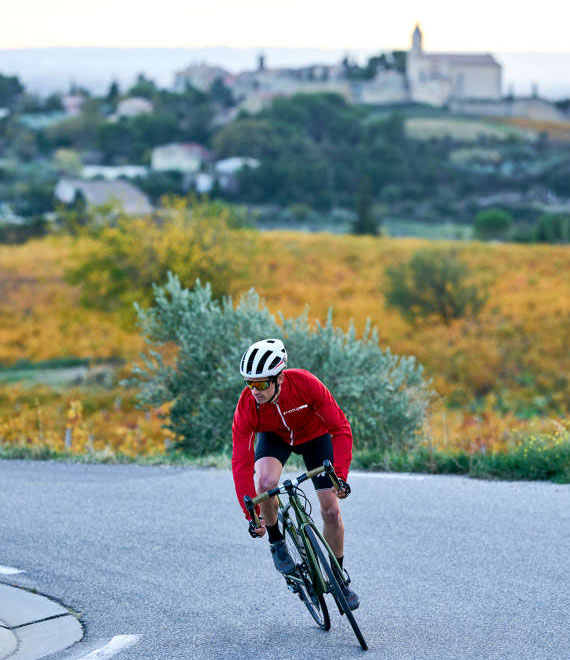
top-left (232, 338), bottom-right (359, 609)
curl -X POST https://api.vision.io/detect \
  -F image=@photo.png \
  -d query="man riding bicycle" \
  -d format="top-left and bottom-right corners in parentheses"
top-left (232, 338), bottom-right (359, 609)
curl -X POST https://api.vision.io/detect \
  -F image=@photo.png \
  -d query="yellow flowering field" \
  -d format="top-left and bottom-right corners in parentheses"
top-left (0, 232), bottom-right (568, 458)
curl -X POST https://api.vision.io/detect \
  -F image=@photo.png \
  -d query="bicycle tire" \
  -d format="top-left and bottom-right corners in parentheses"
top-left (305, 526), bottom-right (368, 651)
top-left (279, 512), bottom-right (330, 631)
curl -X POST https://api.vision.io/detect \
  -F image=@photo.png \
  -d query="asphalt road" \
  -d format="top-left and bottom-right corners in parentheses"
top-left (1, 460), bottom-right (569, 659)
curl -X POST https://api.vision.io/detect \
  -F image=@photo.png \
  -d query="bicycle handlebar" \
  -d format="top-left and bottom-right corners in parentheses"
top-left (244, 459), bottom-right (342, 528)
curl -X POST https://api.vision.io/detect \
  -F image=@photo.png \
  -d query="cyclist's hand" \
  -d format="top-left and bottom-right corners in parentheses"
top-left (248, 517), bottom-right (266, 538)
top-left (333, 479), bottom-right (351, 499)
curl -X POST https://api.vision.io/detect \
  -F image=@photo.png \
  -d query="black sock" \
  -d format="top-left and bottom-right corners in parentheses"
top-left (267, 522), bottom-right (284, 543)
top-left (336, 555), bottom-right (344, 569)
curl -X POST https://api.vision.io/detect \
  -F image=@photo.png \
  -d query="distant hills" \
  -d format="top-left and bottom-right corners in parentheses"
top-left (1, 47), bottom-right (569, 100)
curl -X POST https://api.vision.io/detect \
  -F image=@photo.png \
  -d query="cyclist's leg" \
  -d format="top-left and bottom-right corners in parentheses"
top-left (254, 432), bottom-right (290, 526)
top-left (255, 433), bottom-right (296, 574)
top-left (300, 434), bottom-right (359, 610)
top-left (315, 489), bottom-right (344, 558)
top-left (298, 434), bottom-right (344, 557)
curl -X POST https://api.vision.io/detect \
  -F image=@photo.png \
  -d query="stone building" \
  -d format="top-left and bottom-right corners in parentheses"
top-left (407, 25), bottom-right (502, 105)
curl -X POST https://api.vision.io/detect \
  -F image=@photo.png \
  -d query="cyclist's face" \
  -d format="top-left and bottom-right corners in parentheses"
top-left (249, 373), bottom-right (283, 404)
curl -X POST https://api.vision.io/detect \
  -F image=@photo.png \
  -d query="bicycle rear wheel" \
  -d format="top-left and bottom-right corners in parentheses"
top-left (279, 512), bottom-right (330, 630)
top-left (305, 526), bottom-right (368, 650)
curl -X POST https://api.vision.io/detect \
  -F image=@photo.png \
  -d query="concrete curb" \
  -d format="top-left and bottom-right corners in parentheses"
top-left (0, 623), bottom-right (17, 660)
top-left (0, 584), bottom-right (83, 660)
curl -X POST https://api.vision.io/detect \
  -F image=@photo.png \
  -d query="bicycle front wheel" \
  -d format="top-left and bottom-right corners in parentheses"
top-left (279, 512), bottom-right (330, 631)
top-left (305, 526), bottom-right (368, 650)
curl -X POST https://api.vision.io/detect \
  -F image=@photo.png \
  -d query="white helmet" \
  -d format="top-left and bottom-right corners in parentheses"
top-left (240, 338), bottom-right (287, 378)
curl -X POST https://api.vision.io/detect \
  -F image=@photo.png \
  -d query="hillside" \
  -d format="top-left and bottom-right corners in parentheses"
top-left (1, 233), bottom-right (568, 415)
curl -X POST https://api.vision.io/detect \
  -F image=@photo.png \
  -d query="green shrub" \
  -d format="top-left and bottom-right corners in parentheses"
top-left (534, 213), bottom-right (570, 243)
top-left (474, 208), bottom-right (513, 240)
top-left (124, 276), bottom-right (433, 456)
top-left (384, 248), bottom-right (488, 325)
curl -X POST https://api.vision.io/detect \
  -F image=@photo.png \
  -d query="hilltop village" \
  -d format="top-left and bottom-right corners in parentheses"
top-left (175, 25), bottom-right (568, 123)
top-left (1, 24), bottom-right (570, 239)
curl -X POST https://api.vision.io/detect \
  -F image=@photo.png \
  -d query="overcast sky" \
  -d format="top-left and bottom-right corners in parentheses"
top-left (1, 0), bottom-right (569, 52)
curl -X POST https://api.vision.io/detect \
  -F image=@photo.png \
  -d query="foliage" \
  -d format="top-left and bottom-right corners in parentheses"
top-left (384, 248), bottom-right (488, 325)
top-left (0, 384), bottom-right (175, 459)
top-left (125, 277), bottom-right (432, 456)
top-left (474, 208), bottom-right (513, 240)
top-left (341, 51), bottom-right (407, 80)
top-left (2, 380), bottom-right (567, 483)
top-left (127, 73), bottom-right (158, 99)
top-left (534, 213), bottom-right (570, 243)
top-left (352, 178), bottom-right (378, 235)
top-left (212, 96), bottom-right (447, 208)
top-left (0, 217), bottom-right (47, 244)
top-left (0, 73), bottom-right (24, 108)
top-left (352, 424), bottom-right (570, 483)
top-left (209, 77), bottom-right (234, 108)
top-left (64, 198), bottom-right (255, 321)
top-left (1, 232), bottom-right (569, 418)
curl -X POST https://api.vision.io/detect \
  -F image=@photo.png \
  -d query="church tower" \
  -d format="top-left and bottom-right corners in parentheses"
top-left (411, 24), bottom-right (423, 54)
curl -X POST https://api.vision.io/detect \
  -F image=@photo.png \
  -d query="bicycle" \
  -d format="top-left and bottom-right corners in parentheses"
top-left (244, 460), bottom-right (368, 651)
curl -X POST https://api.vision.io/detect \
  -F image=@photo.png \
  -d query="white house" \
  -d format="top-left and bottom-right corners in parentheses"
top-left (115, 97), bottom-right (154, 119)
top-left (81, 165), bottom-right (148, 180)
top-left (62, 94), bottom-right (85, 117)
top-left (54, 179), bottom-right (152, 215)
top-left (174, 63), bottom-right (230, 92)
top-left (151, 143), bottom-right (212, 174)
top-left (215, 157), bottom-right (260, 191)
top-left (195, 173), bottom-right (214, 194)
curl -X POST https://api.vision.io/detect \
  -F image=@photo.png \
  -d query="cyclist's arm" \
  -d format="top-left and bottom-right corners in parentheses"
top-left (301, 372), bottom-right (353, 481)
top-left (232, 396), bottom-right (258, 520)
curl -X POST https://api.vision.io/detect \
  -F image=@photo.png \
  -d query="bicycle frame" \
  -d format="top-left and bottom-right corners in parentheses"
top-left (244, 462), bottom-right (368, 650)
top-left (279, 493), bottom-right (343, 594)
top-left (247, 461), bottom-right (345, 598)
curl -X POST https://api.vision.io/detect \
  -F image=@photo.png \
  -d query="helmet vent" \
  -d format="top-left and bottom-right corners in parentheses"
top-left (246, 348), bottom-right (259, 374)
top-left (268, 356), bottom-right (281, 371)
top-left (256, 350), bottom-right (272, 374)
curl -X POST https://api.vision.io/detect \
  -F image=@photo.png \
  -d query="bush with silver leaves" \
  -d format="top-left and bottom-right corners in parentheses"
top-left (125, 273), bottom-right (433, 456)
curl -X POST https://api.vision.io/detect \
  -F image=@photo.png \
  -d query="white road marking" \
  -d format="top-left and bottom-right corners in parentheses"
top-left (76, 635), bottom-right (140, 659)
top-left (0, 565), bottom-right (25, 575)
top-left (350, 471), bottom-right (426, 481)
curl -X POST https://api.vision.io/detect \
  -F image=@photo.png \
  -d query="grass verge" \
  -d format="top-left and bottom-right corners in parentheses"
top-left (2, 430), bottom-right (569, 483)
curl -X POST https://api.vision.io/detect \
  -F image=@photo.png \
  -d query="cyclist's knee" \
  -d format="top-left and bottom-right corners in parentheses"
top-left (320, 502), bottom-right (342, 526)
top-left (257, 474), bottom-right (279, 493)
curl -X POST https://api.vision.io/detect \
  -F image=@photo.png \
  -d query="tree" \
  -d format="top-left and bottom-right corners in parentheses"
top-left (534, 213), bottom-right (570, 243)
top-left (106, 80), bottom-right (120, 104)
top-left (384, 249), bottom-right (488, 325)
top-left (209, 77), bottom-right (234, 107)
top-left (391, 50), bottom-right (407, 74)
top-left (474, 208), bottom-right (513, 241)
top-left (0, 73), bottom-right (24, 108)
top-left (64, 198), bottom-right (255, 323)
top-left (352, 178), bottom-right (378, 235)
top-left (128, 73), bottom-right (157, 99)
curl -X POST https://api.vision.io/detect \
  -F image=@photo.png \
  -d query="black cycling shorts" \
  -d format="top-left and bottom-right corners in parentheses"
top-left (254, 432), bottom-right (334, 490)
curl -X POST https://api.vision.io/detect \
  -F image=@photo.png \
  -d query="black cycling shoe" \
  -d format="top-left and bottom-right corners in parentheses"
top-left (270, 540), bottom-right (296, 574)
top-left (333, 565), bottom-right (360, 610)
top-left (340, 582), bottom-right (360, 610)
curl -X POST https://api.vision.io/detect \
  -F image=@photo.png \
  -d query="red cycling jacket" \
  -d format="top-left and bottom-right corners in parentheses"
top-left (232, 368), bottom-right (353, 519)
